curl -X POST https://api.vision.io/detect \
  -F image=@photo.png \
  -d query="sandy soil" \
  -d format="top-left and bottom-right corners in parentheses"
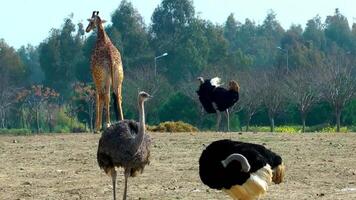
top-left (0, 132), bottom-right (356, 200)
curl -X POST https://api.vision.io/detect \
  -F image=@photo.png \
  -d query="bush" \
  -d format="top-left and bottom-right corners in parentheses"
top-left (0, 128), bottom-right (32, 135)
top-left (147, 121), bottom-right (199, 132)
top-left (320, 126), bottom-right (348, 133)
top-left (158, 93), bottom-right (199, 125)
top-left (275, 126), bottom-right (301, 133)
top-left (55, 108), bottom-right (86, 133)
top-left (243, 126), bottom-right (271, 132)
top-left (53, 125), bottom-right (70, 133)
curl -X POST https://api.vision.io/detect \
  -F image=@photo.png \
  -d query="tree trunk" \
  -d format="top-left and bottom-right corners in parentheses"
top-left (21, 107), bottom-right (25, 129)
top-left (336, 109), bottom-right (341, 132)
top-left (301, 113), bottom-right (306, 133)
top-left (1, 112), bottom-right (4, 129)
top-left (89, 103), bottom-right (94, 133)
top-left (270, 117), bottom-right (275, 132)
top-left (36, 107), bottom-right (40, 133)
top-left (246, 115), bottom-right (251, 132)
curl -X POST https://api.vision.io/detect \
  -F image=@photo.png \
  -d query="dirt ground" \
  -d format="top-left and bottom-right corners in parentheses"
top-left (0, 132), bottom-right (356, 200)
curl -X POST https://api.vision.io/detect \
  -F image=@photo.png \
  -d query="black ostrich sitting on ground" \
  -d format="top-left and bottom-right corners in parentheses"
top-left (196, 77), bottom-right (240, 131)
top-left (97, 91), bottom-right (152, 200)
top-left (199, 139), bottom-right (285, 200)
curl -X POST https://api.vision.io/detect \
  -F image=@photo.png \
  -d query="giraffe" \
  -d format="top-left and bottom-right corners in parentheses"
top-left (86, 11), bottom-right (124, 133)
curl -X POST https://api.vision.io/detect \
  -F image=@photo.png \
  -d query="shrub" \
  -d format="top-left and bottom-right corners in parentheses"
top-left (321, 126), bottom-right (348, 133)
top-left (0, 128), bottom-right (32, 135)
top-left (275, 126), bottom-right (301, 133)
top-left (158, 93), bottom-right (199, 125)
top-left (55, 108), bottom-right (86, 133)
top-left (148, 121), bottom-right (199, 132)
top-left (53, 125), bottom-right (70, 133)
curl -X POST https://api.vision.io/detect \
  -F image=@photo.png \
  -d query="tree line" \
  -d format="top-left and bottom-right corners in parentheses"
top-left (0, 0), bottom-right (355, 133)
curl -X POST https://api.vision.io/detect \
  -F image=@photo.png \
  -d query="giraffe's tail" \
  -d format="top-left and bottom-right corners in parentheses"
top-left (112, 92), bottom-right (120, 121)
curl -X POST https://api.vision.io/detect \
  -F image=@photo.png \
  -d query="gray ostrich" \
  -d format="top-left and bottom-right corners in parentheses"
top-left (97, 91), bottom-right (152, 200)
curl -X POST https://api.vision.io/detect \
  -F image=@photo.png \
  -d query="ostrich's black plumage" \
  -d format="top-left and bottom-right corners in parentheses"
top-left (97, 119), bottom-right (151, 177)
top-left (197, 79), bottom-right (217, 113)
top-left (199, 139), bottom-right (284, 190)
top-left (196, 78), bottom-right (239, 113)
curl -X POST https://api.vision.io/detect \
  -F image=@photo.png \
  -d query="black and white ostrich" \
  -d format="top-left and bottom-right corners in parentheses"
top-left (199, 139), bottom-right (285, 200)
top-left (97, 91), bottom-right (152, 200)
top-left (196, 77), bottom-right (240, 131)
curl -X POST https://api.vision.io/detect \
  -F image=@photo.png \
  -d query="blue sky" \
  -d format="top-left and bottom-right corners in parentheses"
top-left (1, 0), bottom-right (355, 49)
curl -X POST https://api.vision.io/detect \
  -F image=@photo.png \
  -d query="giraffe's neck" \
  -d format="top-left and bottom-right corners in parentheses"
top-left (96, 23), bottom-right (110, 45)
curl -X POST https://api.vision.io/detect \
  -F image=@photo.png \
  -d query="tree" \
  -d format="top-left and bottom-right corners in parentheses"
top-left (318, 52), bottom-right (356, 132)
top-left (324, 8), bottom-right (353, 51)
top-left (151, 0), bottom-right (195, 40)
top-left (303, 15), bottom-right (326, 50)
top-left (124, 66), bottom-right (172, 124)
top-left (285, 67), bottom-right (321, 132)
top-left (0, 39), bottom-right (27, 89)
top-left (73, 82), bottom-right (95, 132)
top-left (260, 70), bottom-right (286, 132)
top-left (238, 70), bottom-right (263, 131)
top-left (39, 16), bottom-right (85, 98)
top-left (224, 13), bottom-right (239, 52)
top-left (108, 0), bottom-right (153, 69)
top-left (251, 11), bottom-right (285, 69)
top-left (17, 44), bottom-right (44, 84)
top-left (17, 85), bottom-right (59, 133)
top-left (151, 0), bottom-right (208, 82)
top-left (0, 86), bottom-right (19, 128)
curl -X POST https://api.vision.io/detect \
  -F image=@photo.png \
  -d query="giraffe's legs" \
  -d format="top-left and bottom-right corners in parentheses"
top-left (105, 88), bottom-right (111, 128)
top-left (98, 94), bottom-right (105, 131)
top-left (116, 83), bottom-right (124, 121)
top-left (94, 93), bottom-right (101, 133)
top-left (123, 168), bottom-right (130, 200)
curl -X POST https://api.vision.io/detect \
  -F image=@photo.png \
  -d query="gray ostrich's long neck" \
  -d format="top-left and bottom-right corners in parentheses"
top-left (133, 100), bottom-right (145, 152)
top-left (138, 100), bottom-right (145, 134)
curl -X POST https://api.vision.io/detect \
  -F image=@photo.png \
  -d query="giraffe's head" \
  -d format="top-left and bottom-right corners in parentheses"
top-left (86, 11), bottom-right (107, 33)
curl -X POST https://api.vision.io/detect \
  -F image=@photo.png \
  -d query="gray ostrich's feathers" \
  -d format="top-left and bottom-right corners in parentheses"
top-left (97, 120), bottom-right (151, 176)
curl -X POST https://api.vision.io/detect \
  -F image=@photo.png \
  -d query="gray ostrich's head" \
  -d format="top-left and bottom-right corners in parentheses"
top-left (138, 91), bottom-right (152, 102)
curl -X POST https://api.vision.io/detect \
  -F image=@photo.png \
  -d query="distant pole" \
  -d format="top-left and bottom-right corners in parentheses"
top-left (154, 52), bottom-right (168, 76)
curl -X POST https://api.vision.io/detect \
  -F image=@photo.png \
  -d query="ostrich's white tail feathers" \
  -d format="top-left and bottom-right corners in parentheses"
top-left (272, 163), bottom-right (285, 184)
top-left (210, 77), bottom-right (222, 87)
top-left (224, 164), bottom-right (272, 200)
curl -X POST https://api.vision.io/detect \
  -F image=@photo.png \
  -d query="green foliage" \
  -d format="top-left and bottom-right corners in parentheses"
top-left (0, 128), bottom-right (31, 135)
top-left (148, 121), bottom-right (198, 132)
top-left (0, 39), bottom-right (27, 87)
top-left (55, 108), bottom-right (86, 133)
top-left (320, 126), bottom-right (348, 133)
top-left (242, 125), bottom-right (349, 133)
top-left (275, 126), bottom-right (301, 133)
top-left (158, 92), bottom-right (199, 125)
top-left (39, 16), bottom-right (85, 98)
top-left (109, 0), bottom-right (153, 69)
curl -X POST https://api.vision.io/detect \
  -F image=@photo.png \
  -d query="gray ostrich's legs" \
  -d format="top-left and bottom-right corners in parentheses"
top-left (110, 168), bottom-right (117, 200)
top-left (225, 109), bottom-right (230, 132)
top-left (123, 168), bottom-right (130, 200)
